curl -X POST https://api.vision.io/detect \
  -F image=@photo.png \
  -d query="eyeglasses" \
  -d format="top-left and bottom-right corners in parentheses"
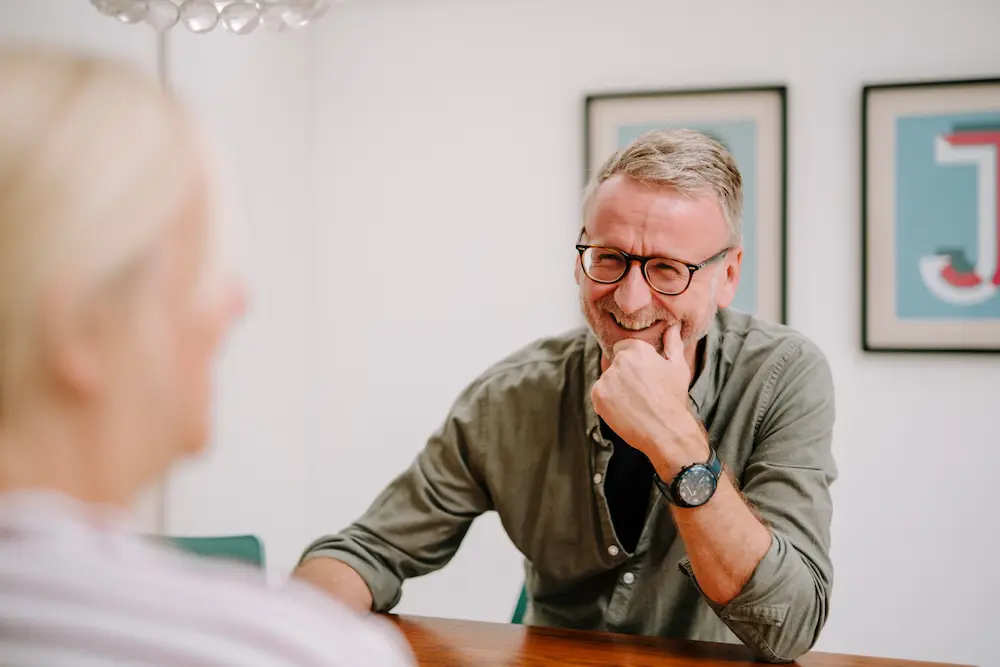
top-left (575, 244), bottom-right (732, 296)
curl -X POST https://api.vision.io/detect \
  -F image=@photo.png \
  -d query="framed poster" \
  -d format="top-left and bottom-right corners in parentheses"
top-left (585, 86), bottom-right (787, 324)
top-left (863, 77), bottom-right (1000, 353)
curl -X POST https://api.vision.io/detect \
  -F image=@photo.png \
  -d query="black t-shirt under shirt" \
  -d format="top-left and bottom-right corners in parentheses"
top-left (600, 419), bottom-right (654, 554)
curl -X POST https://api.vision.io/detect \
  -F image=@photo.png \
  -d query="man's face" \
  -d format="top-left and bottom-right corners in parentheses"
top-left (576, 174), bottom-right (741, 368)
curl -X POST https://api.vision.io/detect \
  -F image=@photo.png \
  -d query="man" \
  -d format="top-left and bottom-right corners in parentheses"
top-left (296, 128), bottom-right (837, 663)
top-left (0, 46), bottom-right (413, 666)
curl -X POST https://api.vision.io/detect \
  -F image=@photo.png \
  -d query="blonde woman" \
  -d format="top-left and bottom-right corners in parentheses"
top-left (0, 46), bottom-right (413, 666)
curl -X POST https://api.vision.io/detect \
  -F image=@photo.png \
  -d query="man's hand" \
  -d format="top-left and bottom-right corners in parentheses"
top-left (590, 324), bottom-right (708, 479)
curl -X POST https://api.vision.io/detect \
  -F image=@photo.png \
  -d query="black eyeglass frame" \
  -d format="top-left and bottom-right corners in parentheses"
top-left (575, 243), bottom-right (732, 296)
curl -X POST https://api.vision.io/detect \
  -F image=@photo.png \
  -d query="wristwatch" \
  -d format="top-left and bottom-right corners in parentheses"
top-left (653, 446), bottom-right (722, 508)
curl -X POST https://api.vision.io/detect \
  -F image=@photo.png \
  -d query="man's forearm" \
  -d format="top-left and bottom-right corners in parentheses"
top-left (642, 413), bottom-right (772, 607)
top-left (669, 472), bottom-right (771, 605)
top-left (293, 557), bottom-right (374, 614)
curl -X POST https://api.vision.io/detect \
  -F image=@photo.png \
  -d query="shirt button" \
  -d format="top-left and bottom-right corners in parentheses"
top-left (622, 572), bottom-right (635, 585)
top-left (593, 473), bottom-right (603, 485)
top-left (607, 545), bottom-right (619, 557)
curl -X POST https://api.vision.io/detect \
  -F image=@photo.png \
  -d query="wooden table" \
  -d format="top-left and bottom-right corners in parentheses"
top-left (391, 615), bottom-right (970, 667)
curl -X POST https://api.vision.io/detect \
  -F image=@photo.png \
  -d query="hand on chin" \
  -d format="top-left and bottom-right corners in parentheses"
top-left (591, 323), bottom-right (705, 476)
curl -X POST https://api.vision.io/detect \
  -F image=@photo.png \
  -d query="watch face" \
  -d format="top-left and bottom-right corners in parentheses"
top-left (677, 464), bottom-right (717, 506)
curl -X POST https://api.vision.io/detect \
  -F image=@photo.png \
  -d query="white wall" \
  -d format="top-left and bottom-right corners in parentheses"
top-left (2, 1), bottom-right (998, 666)
top-left (0, 0), bottom-right (155, 65)
top-left (310, 2), bottom-right (1000, 666)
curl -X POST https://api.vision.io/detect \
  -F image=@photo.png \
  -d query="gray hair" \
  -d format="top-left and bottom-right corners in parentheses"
top-left (582, 127), bottom-right (744, 244)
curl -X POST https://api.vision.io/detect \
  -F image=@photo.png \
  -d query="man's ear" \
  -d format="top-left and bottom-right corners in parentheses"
top-left (715, 246), bottom-right (743, 309)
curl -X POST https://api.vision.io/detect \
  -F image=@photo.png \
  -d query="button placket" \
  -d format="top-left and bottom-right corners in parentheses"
top-left (589, 428), bottom-right (619, 568)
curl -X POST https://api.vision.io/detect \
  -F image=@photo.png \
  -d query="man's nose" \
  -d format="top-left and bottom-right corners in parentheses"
top-left (614, 263), bottom-right (653, 314)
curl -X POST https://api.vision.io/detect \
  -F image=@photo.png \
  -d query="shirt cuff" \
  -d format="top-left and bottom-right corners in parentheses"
top-left (677, 532), bottom-right (789, 628)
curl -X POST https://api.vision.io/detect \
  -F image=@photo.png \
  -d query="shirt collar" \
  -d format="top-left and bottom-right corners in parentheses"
top-left (582, 332), bottom-right (603, 443)
top-left (688, 312), bottom-right (723, 416)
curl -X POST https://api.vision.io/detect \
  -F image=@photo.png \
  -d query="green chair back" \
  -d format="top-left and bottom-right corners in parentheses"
top-left (166, 535), bottom-right (266, 569)
top-left (511, 583), bottom-right (528, 624)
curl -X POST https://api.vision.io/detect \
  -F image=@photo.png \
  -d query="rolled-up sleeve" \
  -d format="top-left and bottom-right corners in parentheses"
top-left (300, 381), bottom-right (494, 613)
top-left (681, 338), bottom-right (837, 662)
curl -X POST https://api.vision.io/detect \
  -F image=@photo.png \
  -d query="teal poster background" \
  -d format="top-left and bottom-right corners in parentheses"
top-left (894, 110), bottom-right (1000, 319)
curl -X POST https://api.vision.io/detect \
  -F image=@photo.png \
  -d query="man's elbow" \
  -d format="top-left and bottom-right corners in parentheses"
top-left (751, 580), bottom-right (831, 663)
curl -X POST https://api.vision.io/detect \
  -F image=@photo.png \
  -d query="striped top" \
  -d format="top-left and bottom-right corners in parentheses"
top-left (0, 490), bottom-right (415, 666)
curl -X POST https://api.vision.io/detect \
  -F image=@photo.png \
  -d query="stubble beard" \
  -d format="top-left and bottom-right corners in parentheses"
top-left (580, 285), bottom-right (718, 364)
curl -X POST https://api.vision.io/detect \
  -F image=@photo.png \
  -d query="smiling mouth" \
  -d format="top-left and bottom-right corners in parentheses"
top-left (609, 312), bottom-right (660, 332)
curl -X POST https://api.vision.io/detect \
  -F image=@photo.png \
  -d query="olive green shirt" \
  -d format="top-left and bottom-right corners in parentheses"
top-left (302, 308), bottom-right (837, 663)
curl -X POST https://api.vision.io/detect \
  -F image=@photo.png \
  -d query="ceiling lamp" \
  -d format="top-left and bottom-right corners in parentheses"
top-left (90, 0), bottom-right (339, 35)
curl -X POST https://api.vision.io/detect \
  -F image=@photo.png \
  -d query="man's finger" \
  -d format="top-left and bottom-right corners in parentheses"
top-left (663, 323), bottom-right (684, 360)
top-left (612, 338), bottom-right (649, 355)
top-left (590, 382), bottom-right (606, 416)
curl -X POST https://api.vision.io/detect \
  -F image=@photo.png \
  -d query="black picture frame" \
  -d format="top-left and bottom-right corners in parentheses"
top-left (861, 76), bottom-right (1000, 353)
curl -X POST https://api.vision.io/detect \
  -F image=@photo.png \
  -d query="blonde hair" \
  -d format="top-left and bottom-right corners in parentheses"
top-left (0, 46), bottom-right (216, 418)
top-left (583, 128), bottom-right (744, 244)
